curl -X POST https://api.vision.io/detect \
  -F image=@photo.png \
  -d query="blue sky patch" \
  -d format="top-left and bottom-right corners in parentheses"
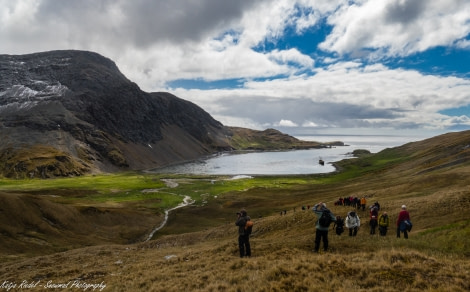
top-left (167, 78), bottom-right (245, 90)
top-left (439, 105), bottom-right (470, 117)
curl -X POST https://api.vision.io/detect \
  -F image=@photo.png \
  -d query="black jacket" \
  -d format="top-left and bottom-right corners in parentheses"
top-left (236, 215), bottom-right (251, 235)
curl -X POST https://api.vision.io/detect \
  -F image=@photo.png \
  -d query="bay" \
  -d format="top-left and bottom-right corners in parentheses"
top-left (150, 134), bottom-right (427, 175)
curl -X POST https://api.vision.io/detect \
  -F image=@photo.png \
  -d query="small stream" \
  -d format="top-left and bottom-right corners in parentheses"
top-left (145, 195), bottom-right (194, 242)
top-left (144, 180), bottom-right (195, 242)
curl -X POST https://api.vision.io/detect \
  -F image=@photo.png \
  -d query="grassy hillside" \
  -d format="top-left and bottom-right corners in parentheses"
top-left (227, 127), bottom-right (343, 150)
top-left (0, 131), bottom-right (470, 291)
top-left (0, 145), bottom-right (91, 178)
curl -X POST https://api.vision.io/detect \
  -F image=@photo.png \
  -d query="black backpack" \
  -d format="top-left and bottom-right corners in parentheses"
top-left (319, 210), bottom-right (332, 227)
top-left (336, 218), bottom-right (344, 227)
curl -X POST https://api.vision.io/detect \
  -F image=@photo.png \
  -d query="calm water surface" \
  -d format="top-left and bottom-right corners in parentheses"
top-left (150, 134), bottom-right (427, 175)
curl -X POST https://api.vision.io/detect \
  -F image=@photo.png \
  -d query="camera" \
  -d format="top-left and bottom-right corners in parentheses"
top-left (236, 212), bottom-right (241, 215)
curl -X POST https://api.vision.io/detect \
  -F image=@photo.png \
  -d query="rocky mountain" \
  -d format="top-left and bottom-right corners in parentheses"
top-left (0, 50), bottom-right (331, 178)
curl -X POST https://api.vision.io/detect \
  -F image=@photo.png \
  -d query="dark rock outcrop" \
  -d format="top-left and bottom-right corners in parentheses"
top-left (0, 50), bottom-right (232, 177)
top-left (0, 50), bottom-right (337, 178)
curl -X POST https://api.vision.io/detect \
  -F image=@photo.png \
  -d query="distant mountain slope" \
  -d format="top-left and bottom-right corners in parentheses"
top-left (228, 127), bottom-right (343, 150)
top-left (334, 130), bottom-right (470, 177)
top-left (0, 50), bottom-right (328, 178)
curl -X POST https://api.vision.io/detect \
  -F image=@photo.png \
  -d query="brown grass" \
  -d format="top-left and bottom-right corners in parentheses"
top-left (1, 131), bottom-right (470, 291)
top-left (0, 190), bottom-right (163, 258)
top-left (1, 185), bottom-right (469, 291)
top-left (0, 214), bottom-right (468, 291)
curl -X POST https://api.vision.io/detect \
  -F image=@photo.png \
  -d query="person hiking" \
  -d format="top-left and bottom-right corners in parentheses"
top-left (360, 197), bottom-right (367, 211)
top-left (235, 209), bottom-right (251, 257)
top-left (345, 210), bottom-right (360, 236)
top-left (378, 211), bottom-right (390, 236)
top-left (333, 216), bottom-right (345, 235)
top-left (374, 201), bottom-right (381, 211)
top-left (369, 205), bottom-right (379, 235)
top-left (396, 205), bottom-right (411, 239)
top-left (312, 202), bottom-right (336, 252)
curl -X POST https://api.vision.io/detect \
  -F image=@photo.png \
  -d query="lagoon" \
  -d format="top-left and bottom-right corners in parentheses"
top-left (150, 134), bottom-right (428, 175)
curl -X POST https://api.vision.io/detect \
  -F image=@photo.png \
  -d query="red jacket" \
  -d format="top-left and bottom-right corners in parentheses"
top-left (370, 207), bottom-right (378, 220)
top-left (396, 210), bottom-right (410, 226)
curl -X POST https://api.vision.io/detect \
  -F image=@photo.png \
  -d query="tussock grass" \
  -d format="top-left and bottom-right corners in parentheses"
top-left (1, 131), bottom-right (470, 290)
top-left (1, 219), bottom-right (468, 291)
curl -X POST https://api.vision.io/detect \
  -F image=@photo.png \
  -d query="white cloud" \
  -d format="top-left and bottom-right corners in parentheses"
top-left (112, 0), bottom-right (323, 90)
top-left (455, 39), bottom-right (470, 49)
top-left (267, 49), bottom-right (315, 68)
top-left (1, 0), bottom-right (469, 135)
top-left (277, 120), bottom-right (299, 127)
top-left (236, 0), bottom-right (296, 47)
top-left (173, 61), bottom-right (470, 131)
top-left (294, 7), bottom-right (321, 33)
top-left (302, 121), bottom-right (321, 127)
top-left (320, 0), bottom-right (470, 58)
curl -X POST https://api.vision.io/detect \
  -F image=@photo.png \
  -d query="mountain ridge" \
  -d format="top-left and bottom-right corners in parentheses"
top-left (0, 50), bottom-right (334, 178)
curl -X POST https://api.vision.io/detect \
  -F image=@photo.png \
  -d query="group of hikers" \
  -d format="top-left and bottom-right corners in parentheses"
top-left (331, 198), bottom-right (384, 237)
top-left (312, 202), bottom-right (411, 252)
top-left (334, 196), bottom-right (377, 211)
top-left (235, 198), bottom-right (412, 257)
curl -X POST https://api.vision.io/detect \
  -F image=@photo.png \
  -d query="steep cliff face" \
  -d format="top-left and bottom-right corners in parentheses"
top-left (0, 50), bottom-right (231, 178)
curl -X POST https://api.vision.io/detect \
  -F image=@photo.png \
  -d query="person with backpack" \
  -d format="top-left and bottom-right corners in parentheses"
top-left (235, 209), bottom-right (252, 257)
top-left (374, 201), bottom-right (381, 211)
top-left (378, 211), bottom-right (390, 236)
top-left (312, 202), bottom-right (337, 253)
top-left (369, 206), bottom-right (379, 235)
top-left (360, 197), bottom-right (367, 211)
top-left (345, 210), bottom-right (360, 236)
top-left (396, 205), bottom-right (411, 239)
top-left (333, 216), bottom-right (344, 235)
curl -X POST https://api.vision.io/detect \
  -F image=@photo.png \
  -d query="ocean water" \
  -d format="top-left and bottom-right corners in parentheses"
top-left (150, 134), bottom-right (428, 175)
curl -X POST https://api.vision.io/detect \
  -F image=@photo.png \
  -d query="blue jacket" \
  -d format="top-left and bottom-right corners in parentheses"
top-left (312, 204), bottom-right (336, 231)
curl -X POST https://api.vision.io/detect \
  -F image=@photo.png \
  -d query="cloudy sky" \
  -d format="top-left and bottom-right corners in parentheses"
top-left (2, 0), bottom-right (470, 137)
